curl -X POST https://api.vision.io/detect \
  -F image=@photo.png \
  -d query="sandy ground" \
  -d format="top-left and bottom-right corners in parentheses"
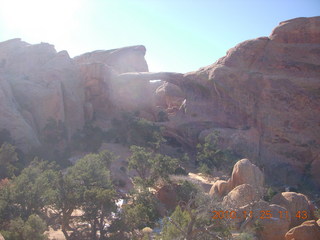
top-left (45, 228), bottom-right (66, 240)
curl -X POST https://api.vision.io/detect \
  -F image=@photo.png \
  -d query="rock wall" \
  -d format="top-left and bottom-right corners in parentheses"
top-left (0, 39), bottom-right (85, 151)
top-left (163, 17), bottom-right (320, 187)
top-left (0, 40), bottom-right (151, 150)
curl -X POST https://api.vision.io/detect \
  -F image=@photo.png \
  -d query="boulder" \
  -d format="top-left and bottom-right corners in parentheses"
top-left (271, 192), bottom-right (315, 228)
top-left (222, 184), bottom-right (261, 209)
top-left (209, 179), bottom-right (232, 198)
top-left (0, 233), bottom-right (4, 240)
top-left (230, 159), bottom-right (264, 196)
top-left (285, 220), bottom-right (320, 240)
top-left (239, 200), bottom-right (291, 240)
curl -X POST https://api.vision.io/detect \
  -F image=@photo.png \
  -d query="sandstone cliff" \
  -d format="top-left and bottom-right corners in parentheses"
top-left (166, 17), bottom-right (320, 187)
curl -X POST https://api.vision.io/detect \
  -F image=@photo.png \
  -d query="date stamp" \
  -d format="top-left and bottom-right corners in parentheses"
top-left (211, 210), bottom-right (308, 220)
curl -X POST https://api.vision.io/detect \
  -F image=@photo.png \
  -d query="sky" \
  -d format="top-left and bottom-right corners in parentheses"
top-left (0, 0), bottom-right (319, 73)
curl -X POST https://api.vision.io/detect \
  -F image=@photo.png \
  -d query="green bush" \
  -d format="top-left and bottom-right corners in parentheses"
top-left (2, 214), bottom-right (47, 240)
top-left (71, 123), bottom-right (104, 152)
top-left (198, 163), bottom-right (211, 175)
top-left (110, 112), bottom-right (165, 149)
top-left (263, 187), bottom-right (278, 202)
top-left (128, 146), bottom-right (179, 188)
top-left (237, 232), bottom-right (256, 240)
top-left (0, 143), bottom-right (18, 179)
top-left (196, 131), bottom-right (239, 171)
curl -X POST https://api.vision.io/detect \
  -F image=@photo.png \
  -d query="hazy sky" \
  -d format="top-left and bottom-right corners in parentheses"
top-left (0, 0), bottom-right (319, 72)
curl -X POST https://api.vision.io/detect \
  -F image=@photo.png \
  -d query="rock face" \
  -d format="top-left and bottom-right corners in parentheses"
top-left (161, 16), bottom-right (320, 187)
top-left (285, 220), bottom-right (320, 240)
top-left (74, 45), bottom-right (148, 74)
top-left (0, 39), bottom-right (85, 151)
top-left (271, 192), bottom-right (316, 228)
top-left (0, 40), bottom-right (151, 150)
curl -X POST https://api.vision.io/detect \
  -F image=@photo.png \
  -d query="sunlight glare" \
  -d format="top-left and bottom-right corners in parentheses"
top-left (0, 0), bottom-right (85, 52)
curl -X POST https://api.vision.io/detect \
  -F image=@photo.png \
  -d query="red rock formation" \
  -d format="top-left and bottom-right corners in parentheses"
top-left (0, 17), bottom-right (319, 189)
top-left (74, 45), bottom-right (148, 74)
top-left (0, 39), bottom-right (84, 150)
top-left (165, 16), bottom-right (320, 187)
top-left (0, 40), bottom-right (151, 150)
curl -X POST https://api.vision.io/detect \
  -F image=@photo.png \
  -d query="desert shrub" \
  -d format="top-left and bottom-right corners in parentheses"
top-left (117, 190), bottom-right (160, 232)
top-left (157, 110), bottom-right (168, 122)
top-left (0, 129), bottom-right (14, 146)
top-left (174, 166), bottom-right (188, 175)
top-left (71, 123), bottom-right (105, 152)
top-left (0, 143), bottom-right (18, 179)
top-left (110, 112), bottom-right (165, 149)
top-left (263, 187), bottom-right (278, 202)
top-left (2, 214), bottom-right (47, 240)
top-left (237, 232), bottom-right (256, 240)
top-left (113, 179), bottom-right (126, 188)
top-left (128, 146), bottom-right (179, 188)
top-left (196, 131), bottom-right (239, 171)
top-left (41, 118), bottom-right (67, 145)
top-left (198, 163), bottom-right (211, 175)
top-left (160, 192), bottom-right (231, 240)
top-left (176, 180), bottom-right (199, 204)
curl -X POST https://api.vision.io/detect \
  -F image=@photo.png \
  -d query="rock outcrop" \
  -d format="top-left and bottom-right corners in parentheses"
top-left (0, 39), bottom-right (85, 151)
top-left (0, 40), bottom-right (152, 150)
top-left (162, 16), bottom-right (320, 187)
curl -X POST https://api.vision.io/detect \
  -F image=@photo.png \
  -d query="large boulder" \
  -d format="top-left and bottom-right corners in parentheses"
top-left (271, 192), bottom-right (315, 228)
top-left (285, 220), bottom-right (320, 240)
top-left (230, 159), bottom-right (264, 195)
top-left (222, 184), bottom-right (261, 209)
top-left (239, 200), bottom-right (291, 240)
top-left (0, 233), bottom-right (4, 240)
